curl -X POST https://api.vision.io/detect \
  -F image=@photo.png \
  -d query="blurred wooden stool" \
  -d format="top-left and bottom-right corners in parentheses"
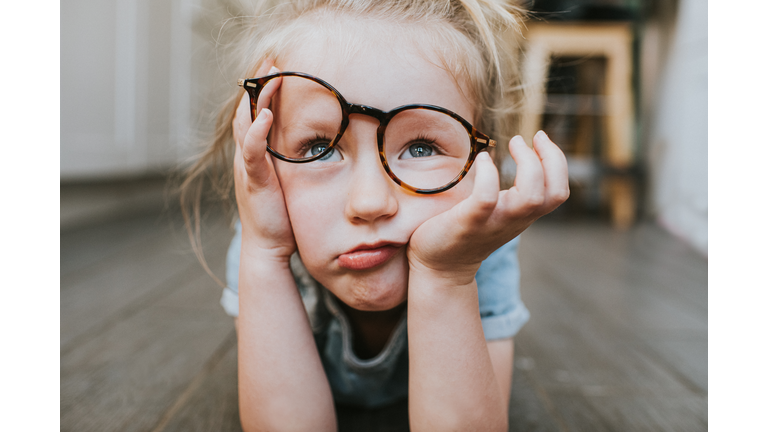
top-left (520, 22), bottom-right (636, 229)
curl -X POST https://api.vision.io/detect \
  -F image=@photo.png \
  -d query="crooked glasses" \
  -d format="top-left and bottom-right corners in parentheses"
top-left (238, 72), bottom-right (496, 194)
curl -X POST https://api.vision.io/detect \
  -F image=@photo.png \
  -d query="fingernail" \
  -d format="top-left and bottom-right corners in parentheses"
top-left (512, 135), bottom-right (525, 145)
top-left (269, 66), bottom-right (279, 74)
top-left (477, 152), bottom-right (491, 162)
top-left (536, 130), bottom-right (549, 139)
top-left (256, 108), bottom-right (271, 123)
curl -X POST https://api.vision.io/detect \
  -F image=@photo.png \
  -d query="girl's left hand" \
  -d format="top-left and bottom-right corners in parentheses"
top-left (407, 131), bottom-right (569, 283)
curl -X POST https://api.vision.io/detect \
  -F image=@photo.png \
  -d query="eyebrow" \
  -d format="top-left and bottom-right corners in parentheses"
top-left (272, 89), bottom-right (339, 131)
top-left (277, 117), bottom-right (336, 136)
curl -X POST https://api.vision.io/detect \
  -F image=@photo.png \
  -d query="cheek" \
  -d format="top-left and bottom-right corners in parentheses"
top-left (401, 173), bottom-right (475, 229)
top-left (277, 168), bottom-right (340, 262)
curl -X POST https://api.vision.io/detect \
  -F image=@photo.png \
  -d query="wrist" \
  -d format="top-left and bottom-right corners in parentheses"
top-left (240, 234), bottom-right (295, 266)
top-left (407, 263), bottom-right (481, 319)
top-left (408, 256), bottom-right (480, 288)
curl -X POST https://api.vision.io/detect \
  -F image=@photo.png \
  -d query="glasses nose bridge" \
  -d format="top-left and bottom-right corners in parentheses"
top-left (344, 102), bottom-right (388, 153)
top-left (347, 103), bottom-right (387, 126)
top-left (342, 103), bottom-right (396, 186)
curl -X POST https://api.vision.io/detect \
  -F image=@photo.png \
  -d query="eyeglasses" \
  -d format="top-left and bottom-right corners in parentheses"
top-left (238, 72), bottom-right (496, 194)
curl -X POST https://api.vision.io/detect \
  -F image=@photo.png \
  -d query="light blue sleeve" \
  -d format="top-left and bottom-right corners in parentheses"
top-left (475, 236), bottom-right (529, 340)
top-left (220, 220), bottom-right (242, 317)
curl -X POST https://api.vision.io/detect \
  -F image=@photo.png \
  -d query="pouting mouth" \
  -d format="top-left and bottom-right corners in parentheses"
top-left (337, 243), bottom-right (405, 271)
top-left (342, 241), bottom-right (406, 255)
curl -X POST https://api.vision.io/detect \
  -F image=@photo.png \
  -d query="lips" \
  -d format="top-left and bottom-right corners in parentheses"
top-left (337, 242), bottom-right (404, 270)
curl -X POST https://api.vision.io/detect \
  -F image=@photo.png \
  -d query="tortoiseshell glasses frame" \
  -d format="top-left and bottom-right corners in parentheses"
top-left (238, 71), bottom-right (496, 194)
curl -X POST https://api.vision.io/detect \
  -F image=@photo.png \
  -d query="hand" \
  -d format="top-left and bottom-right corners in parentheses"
top-left (233, 61), bottom-right (296, 261)
top-left (407, 131), bottom-right (569, 284)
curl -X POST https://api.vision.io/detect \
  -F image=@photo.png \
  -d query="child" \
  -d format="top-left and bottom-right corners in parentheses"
top-left (182, 0), bottom-right (569, 430)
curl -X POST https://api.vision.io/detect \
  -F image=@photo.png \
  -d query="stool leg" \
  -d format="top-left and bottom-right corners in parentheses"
top-left (521, 41), bottom-right (551, 143)
top-left (605, 176), bottom-right (636, 229)
top-left (604, 38), bottom-right (634, 168)
top-left (501, 41), bottom-right (552, 189)
top-left (602, 34), bottom-right (635, 229)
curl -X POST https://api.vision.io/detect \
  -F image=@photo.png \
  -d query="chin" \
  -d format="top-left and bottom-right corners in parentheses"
top-left (345, 279), bottom-right (407, 311)
top-left (323, 255), bottom-right (410, 312)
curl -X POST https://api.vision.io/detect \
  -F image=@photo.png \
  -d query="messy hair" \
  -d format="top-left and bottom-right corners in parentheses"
top-left (180, 0), bottom-right (528, 272)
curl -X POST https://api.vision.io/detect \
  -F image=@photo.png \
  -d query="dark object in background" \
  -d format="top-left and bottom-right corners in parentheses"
top-left (522, 1), bottom-right (644, 225)
top-left (530, 0), bottom-right (637, 22)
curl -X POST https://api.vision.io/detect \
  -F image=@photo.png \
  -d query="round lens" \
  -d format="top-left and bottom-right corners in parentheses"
top-left (266, 75), bottom-right (344, 161)
top-left (383, 108), bottom-right (472, 190)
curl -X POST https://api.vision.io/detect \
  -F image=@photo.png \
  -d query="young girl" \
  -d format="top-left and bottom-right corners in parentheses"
top-left (182, 0), bottom-right (569, 430)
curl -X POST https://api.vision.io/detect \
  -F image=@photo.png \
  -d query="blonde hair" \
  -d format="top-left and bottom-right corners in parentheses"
top-left (180, 0), bottom-right (527, 272)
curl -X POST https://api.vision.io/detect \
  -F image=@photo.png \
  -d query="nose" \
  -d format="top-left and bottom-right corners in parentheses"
top-left (343, 118), bottom-right (399, 224)
top-left (345, 163), bottom-right (399, 223)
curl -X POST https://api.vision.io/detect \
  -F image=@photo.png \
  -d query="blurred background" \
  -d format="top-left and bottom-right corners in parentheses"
top-left (61, 0), bottom-right (706, 253)
top-left (61, 0), bottom-right (707, 431)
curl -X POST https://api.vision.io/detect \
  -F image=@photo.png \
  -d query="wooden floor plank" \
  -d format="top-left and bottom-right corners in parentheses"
top-left (61, 212), bottom-right (173, 277)
top-left (519, 222), bottom-right (707, 370)
top-left (60, 285), bottom-right (234, 432)
top-left (516, 269), bottom-right (693, 394)
top-left (521, 222), bottom-right (707, 319)
top-left (60, 213), bottom-right (231, 350)
top-left (61, 208), bottom-right (236, 432)
top-left (513, 221), bottom-right (707, 430)
top-left (636, 331), bottom-right (708, 392)
top-left (538, 392), bottom-right (615, 432)
top-left (508, 362), bottom-right (567, 432)
top-left (153, 332), bottom-right (242, 432)
top-left (584, 394), bottom-right (707, 432)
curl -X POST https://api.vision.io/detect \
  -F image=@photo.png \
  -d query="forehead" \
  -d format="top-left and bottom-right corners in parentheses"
top-left (275, 17), bottom-right (475, 121)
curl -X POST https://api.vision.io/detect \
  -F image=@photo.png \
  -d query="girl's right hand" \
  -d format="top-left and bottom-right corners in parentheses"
top-left (233, 63), bottom-right (297, 261)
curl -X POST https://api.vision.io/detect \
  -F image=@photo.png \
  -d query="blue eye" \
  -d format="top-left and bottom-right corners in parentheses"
top-left (409, 144), bottom-right (433, 158)
top-left (401, 143), bottom-right (435, 159)
top-left (310, 143), bottom-right (328, 156)
top-left (304, 142), bottom-right (341, 162)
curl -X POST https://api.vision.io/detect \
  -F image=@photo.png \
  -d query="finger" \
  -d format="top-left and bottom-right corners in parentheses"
top-left (233, 92), bottom-right (251, 150)
top-left (533, 130), bottom-right (570, 209)
top-left (255, 66), bottom-right (282, 117)
top-left (503, 136), bottom-right (545, 213)
top-left (233, 60), bottom-right (276, 149)
top-left (241, 108), bottom-right (274, 185)
top-left (458, 152), bottom-right (499, 226)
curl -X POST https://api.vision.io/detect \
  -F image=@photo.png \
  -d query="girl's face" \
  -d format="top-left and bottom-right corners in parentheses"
top-left (272, 21), bottom-right (478, 311)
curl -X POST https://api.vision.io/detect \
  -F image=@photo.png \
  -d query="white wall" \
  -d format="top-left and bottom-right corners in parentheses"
top-left (645, 0), bottom-right (708, 255)
top-left (61, 0), bottom-right (214, 180)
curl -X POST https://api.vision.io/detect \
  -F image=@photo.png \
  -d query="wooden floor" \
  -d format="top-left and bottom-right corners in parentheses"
top-left (60, 184), bottom-right (707, 431)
